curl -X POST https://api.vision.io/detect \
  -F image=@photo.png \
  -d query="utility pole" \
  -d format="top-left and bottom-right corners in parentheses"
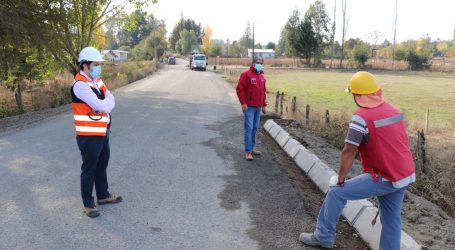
top-left (252, 22), bottom-right (255, 64)
top-left (392, 0), bottom-right (398, 70)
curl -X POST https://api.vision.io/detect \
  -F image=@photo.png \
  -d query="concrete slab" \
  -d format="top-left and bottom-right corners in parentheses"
top-left (294, 149), bottom-right (320, 173)
top-left (276, 131), bottom-right (291, 148)
top-left (307, 161), bottom-right (338, 194)
top-left (283, 139), bottom-right (301, 158)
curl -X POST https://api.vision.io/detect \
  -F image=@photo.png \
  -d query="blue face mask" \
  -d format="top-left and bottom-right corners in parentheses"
top-left (254, 63), bottom-right (263, 73)
top-left (90, 65), bottom-right (102, 79)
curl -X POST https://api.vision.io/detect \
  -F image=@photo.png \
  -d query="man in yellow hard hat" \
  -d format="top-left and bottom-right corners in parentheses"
top-left (300, 71), bottom-right (415, 250)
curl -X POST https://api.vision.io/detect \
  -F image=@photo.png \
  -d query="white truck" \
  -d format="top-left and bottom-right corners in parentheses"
top-left (189, 53), bottom-right (207, 71)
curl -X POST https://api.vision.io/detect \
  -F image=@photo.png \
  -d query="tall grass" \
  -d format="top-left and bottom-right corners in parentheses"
top-left (0, 61), bottom-right (158, 118)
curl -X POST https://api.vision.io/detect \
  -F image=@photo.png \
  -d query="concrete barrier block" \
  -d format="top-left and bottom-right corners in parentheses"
top-left (289, 145), bottom-right (306, 159)
top-left (401, 232), bottom-right (422, 250)
top-left (307, 161), bottom-right (338, 194)
top-left (294, 149), bottom-right (320, 173)
top-left (342, 199), bottom-right (374, 225)
top-left (264, 119), bottom-right (276, 132)
top-left (268, 124), bottom-right (283, 139)
top-left (283, 139), bottom-right (301, 158)
top-left (353, 206), bottom-right (382, 250)
top-left (276, 131), bottom-right (291, 148)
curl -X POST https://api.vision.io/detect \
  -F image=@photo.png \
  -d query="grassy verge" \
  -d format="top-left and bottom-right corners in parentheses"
top-left (0, 61), bottom-right (159, 118)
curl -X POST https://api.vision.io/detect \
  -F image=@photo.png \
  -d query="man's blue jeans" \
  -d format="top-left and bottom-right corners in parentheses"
top-left (244, 106), bottom-right (262, 153)
top-left (314, 173), bottom-right (407, 250)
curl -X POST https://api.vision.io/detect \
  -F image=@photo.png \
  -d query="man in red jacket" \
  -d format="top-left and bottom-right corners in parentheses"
top-left (236, 58), bottom-right (267, 161)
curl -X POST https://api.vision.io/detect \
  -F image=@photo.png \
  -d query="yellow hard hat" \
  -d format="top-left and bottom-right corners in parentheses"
top-left (346, 71), bottom-right (381, 95)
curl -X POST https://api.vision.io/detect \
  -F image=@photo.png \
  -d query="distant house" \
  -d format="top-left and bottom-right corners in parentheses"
top-left (248, 49), bottom-right (275, 59)
top-left (102, 50), bottom-right (129, 62)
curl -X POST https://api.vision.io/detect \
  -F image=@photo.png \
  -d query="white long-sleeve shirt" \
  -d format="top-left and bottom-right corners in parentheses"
top-left (73, 71), bottom-right (115, 123)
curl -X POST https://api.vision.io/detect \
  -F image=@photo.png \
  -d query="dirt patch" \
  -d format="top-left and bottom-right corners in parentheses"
top-left (206, 117), bottom-right (369, 250)
top-left (0, 105), bottom-right (70, 135)
top-left (276, 119), bottom-right (455, 250)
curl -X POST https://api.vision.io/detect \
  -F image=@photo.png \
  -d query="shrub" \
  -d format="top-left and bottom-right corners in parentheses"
top-left (406, 51), bottom-right (431, 70)
top-left (352, 44), bottom-right (369, 67)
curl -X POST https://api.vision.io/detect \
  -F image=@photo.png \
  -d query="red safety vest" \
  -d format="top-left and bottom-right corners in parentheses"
top-left (71, 73), bottom-right (109, 136)
top-left (356, 102), bottom-right (415, 182)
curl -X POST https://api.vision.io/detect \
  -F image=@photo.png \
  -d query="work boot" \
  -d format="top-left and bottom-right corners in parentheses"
top-left (245, 153), bottom-right (254, 161)
top-left (97, 194), bottom-right (123, 205)
top-left (252, 149), bottom-right (262, 155)
top-left (299, 233), bottom-right (333, 249)
top-left (83, 206), bottom-right (100, 218)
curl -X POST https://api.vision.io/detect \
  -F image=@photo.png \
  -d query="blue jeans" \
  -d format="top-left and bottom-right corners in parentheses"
top-left (76, 132), bottom-right (111, 207)
top-left (244, 106), bottom-right (262, 153)
top-left (314, 173), bottom-right (407, 250)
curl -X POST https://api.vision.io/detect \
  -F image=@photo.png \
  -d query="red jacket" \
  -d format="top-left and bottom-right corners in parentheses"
top-left (236, 66), bottom-right (267, 107)
top-left (356, 102), bottom-right (415, 182)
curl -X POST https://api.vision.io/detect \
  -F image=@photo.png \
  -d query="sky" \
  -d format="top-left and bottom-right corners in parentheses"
top-left (145, 0), bottom-right (455, 44)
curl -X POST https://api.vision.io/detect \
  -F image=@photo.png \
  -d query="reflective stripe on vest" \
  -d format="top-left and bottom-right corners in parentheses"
top-left (374, 113), bottom-right (404, 128)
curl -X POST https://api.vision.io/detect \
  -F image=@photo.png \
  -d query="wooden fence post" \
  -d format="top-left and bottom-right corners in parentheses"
top-left (305, 104), bottom-right (310, 125)
top-left (280, 92), bottom-right (285, 115)
top-left (291, 96), bottom-right (297, 113)
top-left (275, 91), bottom-right (280, 112)
top-left (425, 108), bottom-right (429, 133)
top-left (325, 110), bottom-right (330, 124)
top-left (416, 130), bottom-right (427, 175)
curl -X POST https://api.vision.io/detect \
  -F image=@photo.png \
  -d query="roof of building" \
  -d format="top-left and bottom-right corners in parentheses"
top-left (101, 50), bottom-right (129, 55)
top-left (247, 49), bottom-right (275, 53)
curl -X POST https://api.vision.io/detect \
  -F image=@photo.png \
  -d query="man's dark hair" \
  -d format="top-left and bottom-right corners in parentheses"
top-left (253, 57), bottom-right (264, 64)
top-left (79, 61), bottom-right (93, 71)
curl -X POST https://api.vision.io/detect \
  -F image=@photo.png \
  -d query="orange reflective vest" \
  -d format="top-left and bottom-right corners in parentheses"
top-left (71, 73), bottom-right (109, 136)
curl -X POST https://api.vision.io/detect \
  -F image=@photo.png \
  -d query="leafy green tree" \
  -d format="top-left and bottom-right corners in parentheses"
top-left (293, 18), bottom-right (318, 65)
top-left (276, 28), bottom-right (286, 56)
top-left (0, 0), bottom-right (156, 75)
top-left (0, 27), bottom-right (55, 113)
top-left (304, 0), bottom-right (330, 64)
top-left (283, 8), bottom-right (301, 57)
top-left (266, 42), bottom-right (276, 50)
top-left (169, 18), bottom-right (202, 51)
top-left (208, 41), bottom-right (224, 57)
top-left (131, 22), bottom-right (167, 60)
top-left (175, 29), bottom-right (199, 55)
top-left (116, 10), bottom-right (157, 49)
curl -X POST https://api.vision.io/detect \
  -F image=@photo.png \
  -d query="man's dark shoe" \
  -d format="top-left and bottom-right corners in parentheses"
top-left (98, 194), bottom-right (123, 205)
top-left (299, 233), bottom-right (333, 249)
top-left (83, 206), bottom-right (100, 218)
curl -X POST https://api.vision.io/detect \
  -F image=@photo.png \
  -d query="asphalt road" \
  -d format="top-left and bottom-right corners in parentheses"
top-left (0, 59), bottom-right (368, 250)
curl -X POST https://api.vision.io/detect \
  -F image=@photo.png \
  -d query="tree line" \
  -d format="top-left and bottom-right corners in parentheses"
top-left (276, 0), bottom-right (455, 70)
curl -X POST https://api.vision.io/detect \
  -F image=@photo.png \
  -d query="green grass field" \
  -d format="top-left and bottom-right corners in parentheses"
top-left (265, 69), bottom-right (455, 131)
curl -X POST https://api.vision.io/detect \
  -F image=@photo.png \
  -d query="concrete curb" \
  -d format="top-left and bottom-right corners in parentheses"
top-left (263, 119), bottom-right (421, 250)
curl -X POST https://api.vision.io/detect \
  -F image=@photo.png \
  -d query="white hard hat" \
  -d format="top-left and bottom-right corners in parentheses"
top-left (78, 47), bottom-right (105, 62)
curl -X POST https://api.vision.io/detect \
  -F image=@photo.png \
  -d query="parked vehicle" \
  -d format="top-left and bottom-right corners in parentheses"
top-left (168, 57), bottom-right (176, 65)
